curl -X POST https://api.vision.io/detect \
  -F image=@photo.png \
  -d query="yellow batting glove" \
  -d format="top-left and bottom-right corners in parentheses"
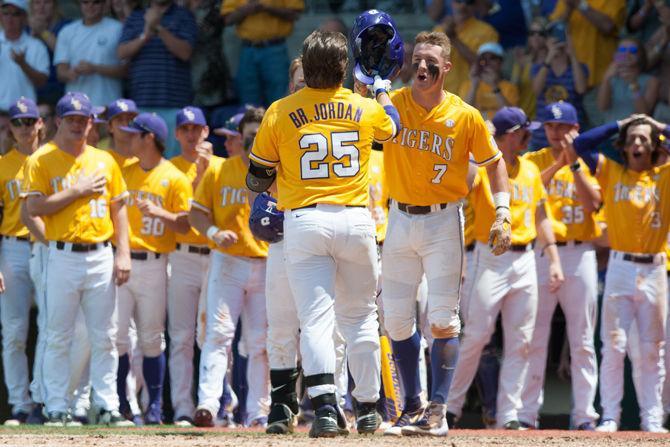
top-left (488, 206), bottom-right (511, 256)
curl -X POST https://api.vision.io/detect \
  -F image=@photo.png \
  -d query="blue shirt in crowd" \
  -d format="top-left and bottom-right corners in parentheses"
top-left (119, 4), bottom-right (198, 108)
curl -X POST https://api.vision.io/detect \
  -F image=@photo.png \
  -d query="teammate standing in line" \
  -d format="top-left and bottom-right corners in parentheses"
top-left (0, 98), bottom-right (42, 424)
top-left (447, 107), bottom-right (564, 430)
top-left (520, 101), bottom-right (601, 430)
top-left (378, 31), bottom-right (510, 437)
top-left (571, 115), bottom-right (670, 433)
top-left (104, 98), bottom-right (139, 168)
top-left (168, 106), bottom-right (222, 426)
top-left (246, 30), bottom-right (400, 437)
top-left (190, 107), bottom-right (270, 428)
top-left (116, 112), bottom-right (192, 425)
top-left (24, 92), bottom-right (132, 426)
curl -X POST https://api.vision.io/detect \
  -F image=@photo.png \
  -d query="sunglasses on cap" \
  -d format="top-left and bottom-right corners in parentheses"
top-left (11, 118), bottom-right (37, 127)
top-left (617, 44), bottom-right (638, 54)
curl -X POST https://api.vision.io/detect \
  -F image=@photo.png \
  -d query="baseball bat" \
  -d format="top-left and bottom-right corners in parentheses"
top-left (380, 335), bottom-right (403, 423)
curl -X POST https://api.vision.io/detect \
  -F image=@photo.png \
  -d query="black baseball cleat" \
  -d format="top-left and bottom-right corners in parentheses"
top-left (193, 407), bottom-right (215, 427)
top-left (44, 411), bottom-right (68, 427)
top-left (308, 405), bottom-right (340, 438)
top-left (384, 403), bottom-right (426, 436)
top-left (355, 402), bottom-right (381, 435)
top-left (266, 403), bottom-right (296, 434)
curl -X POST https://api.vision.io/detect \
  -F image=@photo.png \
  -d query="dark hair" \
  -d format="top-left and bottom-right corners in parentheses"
top-left (302, 30), bottom-right (348, 89)
top-left (618, 37), bottom-right (647, 71)
top-left (238, 106), bottom-right (265, 135)
top-left (615, 117), bottom-right (662, 166)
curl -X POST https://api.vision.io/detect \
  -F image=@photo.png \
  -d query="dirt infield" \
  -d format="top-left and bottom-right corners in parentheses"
top-left (1, 427), bottom-right (669, 447)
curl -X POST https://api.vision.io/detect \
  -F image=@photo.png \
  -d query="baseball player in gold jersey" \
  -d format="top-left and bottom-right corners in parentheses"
top-left (447, 107), bottom-right (564, 430)
top-left (247, 30), bottom-right (400, 437)
top-left (24, 92), bottom-right (133, 427)
top-left (520, 101), bottom-right (601, 430)
top-left (377, 31), bottom-right (510, 437)
top-left (572, 115), bottom-right (670, 433)
top-left (0, 98), bottom-right (43, 424)
top-left (168, 106), bottom-right (223, 426)
top-left (117, 112), bottom-right (193, 425)
top-left (103, 98), bottom-right (139, 169)
top-left (190, 107), bottom-right (270, 428)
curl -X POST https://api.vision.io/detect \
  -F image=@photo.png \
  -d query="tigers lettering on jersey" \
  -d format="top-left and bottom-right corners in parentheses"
top-left (170, 154), bottom-right (224, 246)
top-left (123, 161), bottom-right (192, 254)
top-left (596, 156), bottom-right (670, 253)
top-left (524, 148), bottom-right (601, 242)
top-left (24, 142), bottom-right (127, 243)
top-left (0, 149), bottom-right (30, 237)
top-left (471, 157), bottom-right (547, 245)
top-left (368, 149), bottom-right (389, 242)
top-left (192, 155), bottom-right (268, 258)
top-left (250, 86), bottom-right (395, 210)
top-left (384, 87), bottom-right (501, 206)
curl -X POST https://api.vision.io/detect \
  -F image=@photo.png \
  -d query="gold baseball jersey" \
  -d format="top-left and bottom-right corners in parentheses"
top-left (524, 148), bottom-right (601, 242)
top-left (471, 157), bottom-right (547, 245)
top-left (596, 155), bottom-right (670, 254)
top-left (123, 160), bottom-right (192, 253)
top-left (109, 149), bottom-right (137, 169)
top-left (0, 149), bottom-right (30, 237)
top-left (170, 154), bottom-right (224, 246)
top-left (192, 155), bottom-right (268, 258)
top-left (384, 87), bottom-right (501, 206)
top-left (250, 86), bottom-right (395, 210)
top-left (368, 149), bottom-right (389, 242)
top-left (24, 142), bottom-right (127, 243)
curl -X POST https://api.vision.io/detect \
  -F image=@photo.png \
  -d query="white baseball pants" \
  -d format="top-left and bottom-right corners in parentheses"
top-left (117, 255), bottom-right (167, 358)
top-left (520, 242), bottom-right (599, 427)
top-left (599, 251), bottom-right (667, 428)
top-left (42, 243), bottom-right (119, 413)
top-left (448, 243), bottom-right (538, 426)
top-left (29, 243), bottom-right (47, 405)
top-left (283, 205), bottom-right (380, 403)
top-left (382, 203), bottom-right (463, 343)
top-left (167, 247), bottom-right (210, 419)
top-left (265, 241), bottom-right (348, 403)
top-left (0, 237), bottom-right (35, 414)
top-left (198, 251), bottom-right (269, 421)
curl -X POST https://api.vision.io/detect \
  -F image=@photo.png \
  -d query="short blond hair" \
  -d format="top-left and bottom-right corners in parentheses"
top-left (415, 31), bottom-right (451, 59)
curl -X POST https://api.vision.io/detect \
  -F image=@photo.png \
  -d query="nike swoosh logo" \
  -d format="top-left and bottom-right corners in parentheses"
top-left (294, 214), bottom-right (304, 218)
top-left (271, 385), bottom-right (286, 392)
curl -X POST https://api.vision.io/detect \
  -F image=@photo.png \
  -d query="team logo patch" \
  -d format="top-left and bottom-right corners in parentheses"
top-left (161, 179), bottom-right (169, 187)
top-left (98, 162), bottom-right (106, 169)
top-left (551, 104), bottom-right (562, 120)
top-left (71, 98), bottom-right (82, 110)
top-left (184, 109), bottom-right (195, 121)
top-left (117, 100), bottom-right (129, 111)
top-left (17, 101), bottom-right (28, 113)
top-left (445, 119), bottom-right (455, 128)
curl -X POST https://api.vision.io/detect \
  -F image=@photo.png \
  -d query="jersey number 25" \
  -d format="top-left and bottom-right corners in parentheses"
top-left (300, 131), bottom-right (360, 179)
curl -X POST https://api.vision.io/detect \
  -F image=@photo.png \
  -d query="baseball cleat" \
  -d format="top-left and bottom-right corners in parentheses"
top-left (355, 402), bottom-right (381, 434)
top-left (595, 419), bottom-right (618, 432)
top-left (503, 420), bottom-right (528, 430)
top-left (308, 405), bottom-right (340, 438)
top-left (3, 411), bottom-right (29, 426)
top-left (266, 403), bottom-right (296, 434)
top-left (641, 422), bottom-right (668, 433)
top-left (384, 403), bottom-right (425, 436)
top-left (194, 407), bottom-right (215, 427)
top-left (99, 409), bottom-right (135, 427)
top-left (143, 404), bottom-right (162, 425)
top-left (401, 402), bottom-right (449, 437)
top-left (576, 421), bottom-right (595, 431)
top-left (44, 411), bottom-right (67, 427)
top-left (174, 416), bottom-right (193, 427)
top-left (334, 404), bottom-right (350, 435)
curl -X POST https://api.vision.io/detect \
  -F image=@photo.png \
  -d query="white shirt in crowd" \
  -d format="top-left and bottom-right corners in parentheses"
top-left (54, 17), bottom-right (123, 107)
top-left (0, 30), bottom-right (49, 110)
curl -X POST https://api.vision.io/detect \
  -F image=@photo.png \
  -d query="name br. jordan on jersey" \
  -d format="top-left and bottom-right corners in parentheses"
top-left (289, 102), bottom-right (363, 129)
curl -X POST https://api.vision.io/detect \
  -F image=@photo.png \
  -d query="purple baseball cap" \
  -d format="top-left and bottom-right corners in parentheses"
top-left (176, 106), bottom-right (207, 127)
top-left (9, 97), bottom-right (39, 119)
top-left (492, 107), bottom-right (541, 137)
top-left (106, 98), bottom-right (138, 121)
top-left (213, 113), bottom-right (244, 137)
top-left (92, 106), bottom-right (107, 124)
top-left (120, 113), bottom-right (168, 145)
top-left (544, 101), bottom-right (578, 125)
top-left (56, 92), bottom-right (93, 118)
